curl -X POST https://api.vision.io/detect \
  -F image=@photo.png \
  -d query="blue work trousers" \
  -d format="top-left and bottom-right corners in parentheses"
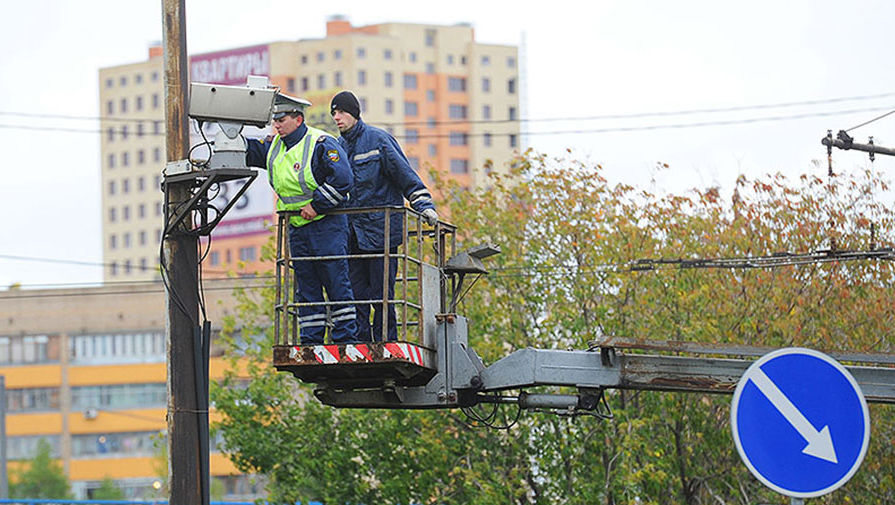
top-left (289, 216), bottom-right (357, 345)
top-left (349, 232), bottom-right (398, 342)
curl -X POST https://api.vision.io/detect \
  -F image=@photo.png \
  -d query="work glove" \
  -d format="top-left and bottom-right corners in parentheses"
top-left (421, 208), bottom-right (438, 226)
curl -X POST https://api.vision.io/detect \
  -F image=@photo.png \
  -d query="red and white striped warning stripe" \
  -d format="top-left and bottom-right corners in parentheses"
top-left (299, 342), bottom-right (427, 366)
top-left (384, 342), bottom-right (426, 366)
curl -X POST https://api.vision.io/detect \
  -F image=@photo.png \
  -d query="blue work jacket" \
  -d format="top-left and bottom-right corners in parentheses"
top-left (338, 119), bottom-right (435, 252)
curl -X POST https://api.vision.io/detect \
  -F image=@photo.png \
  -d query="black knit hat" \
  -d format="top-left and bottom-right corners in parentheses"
top-left (331, 90), bottom-right (361, 120)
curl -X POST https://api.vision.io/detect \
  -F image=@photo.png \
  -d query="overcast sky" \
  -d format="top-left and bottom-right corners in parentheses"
top-left (2, 0), bottom-right (894, 288)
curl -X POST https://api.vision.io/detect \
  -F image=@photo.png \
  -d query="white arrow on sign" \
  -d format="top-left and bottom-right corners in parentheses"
top-left (748, 367), bottom-right (838, 464)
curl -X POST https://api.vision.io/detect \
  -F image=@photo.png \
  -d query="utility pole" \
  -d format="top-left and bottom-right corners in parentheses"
top-left (161, 1), bottom-right (206, 504)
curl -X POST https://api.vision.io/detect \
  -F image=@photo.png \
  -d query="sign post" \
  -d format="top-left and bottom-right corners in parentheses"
top-left (731, 348), bottom-right (870, 498)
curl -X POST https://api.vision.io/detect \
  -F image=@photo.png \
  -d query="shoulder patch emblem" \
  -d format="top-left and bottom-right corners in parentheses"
top-left (327, 149), bottom-right (340, 162)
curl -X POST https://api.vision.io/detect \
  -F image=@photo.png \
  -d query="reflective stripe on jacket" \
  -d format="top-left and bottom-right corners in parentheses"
top-left (267, 126), bottom-right (330, 227)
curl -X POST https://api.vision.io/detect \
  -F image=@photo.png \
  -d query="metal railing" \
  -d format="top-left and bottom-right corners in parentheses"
top-left (274, 206), bottom-right (456, 349)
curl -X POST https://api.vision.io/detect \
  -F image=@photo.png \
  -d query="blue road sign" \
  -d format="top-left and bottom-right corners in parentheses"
top-left (731, 348), bottom-right (870, 498)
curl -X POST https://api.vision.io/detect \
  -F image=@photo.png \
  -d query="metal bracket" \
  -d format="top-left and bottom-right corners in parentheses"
top-left (163, 168), bottom-right (257, 236)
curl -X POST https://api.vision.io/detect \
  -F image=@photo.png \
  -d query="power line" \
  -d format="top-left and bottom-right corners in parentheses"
top-left (4, 90), bottom-right (894, 126)
top-left (2, 105), bottom-right (893, 139)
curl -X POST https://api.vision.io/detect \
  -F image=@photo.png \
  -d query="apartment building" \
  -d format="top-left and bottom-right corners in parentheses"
top-left (0, 279), bottom-right (264, 499)
top-left (98, 16), bottom-right (520, 283)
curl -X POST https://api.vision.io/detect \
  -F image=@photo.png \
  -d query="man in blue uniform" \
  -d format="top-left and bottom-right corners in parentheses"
top-left (330, 90), bottom-right (438, 342)
top-left (246, 93), bottom-right (357, 344)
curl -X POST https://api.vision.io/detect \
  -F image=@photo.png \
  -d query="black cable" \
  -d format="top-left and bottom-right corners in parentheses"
top-left (845, 108), bottom-right (895, 132)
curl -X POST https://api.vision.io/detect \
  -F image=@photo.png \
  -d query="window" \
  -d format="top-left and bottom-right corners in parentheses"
top-left (152, 93), bottom-right (160, 109)
top-left (121, 125), bottom-right (128, 140)
top-left (316, 52), bottom-right (324, 62)
top-left (108, 181), bottom-right (116, 195)
top-left (7, 387), bottom-right (59, 413)
top-left (139, 230), bottom-right (147, 245)
top-left (334, 49), bottom-right (342, 60)
top-left (426, 90), bottom-right (435, 102)
top-left (136, 96), bottom-right (144, 111)
top-left (154, 120), bottom-right (162, 134)
top-left (154, 175), bottom-right (161, 189)
top-left (450, 159), bottom-right (469, 174)
top-left (508, 78), bottom-right (517, 94)
top-left (426, 62), bottom-right (435, 74)
top-left (105, 78), bottom-right (113, 88)
top-left (108, 207), bottom-right (116, 222)
top-left (507, 56), bottom-right (516, 67)
top-left (360, 97), bottom-right (367, 112)
top-left (334, 71), bottom-right (342, 87)
top-left (448, 104), bottom-right (467, 119)
top-left (448, 77), bottom-right (466, 92)
top-left (384, 71), bottom-right (393, 87)
top-left (483, 105), bottom-right (492, 120)
top-left (510, 134), bottom-right (518, 148)
top-left (317, 74), bottom-right (325, 89)
top-left (153, 147), bottom-right (161, 163)
top-left (509, 107), bottom-right (517, 120)
top-left (425, 29), bottom-right (436, 47)
top-left (119, 76), bottom-right (127, 86)
top-left (123, 206), bottom-right (130, 221)
top-left (301, 54), bottom-right (308, 64)
top-left (135, 73), bottom-right (143, 84)
top-left (138, 204), bottom-right (146, 219)
top-left (156, 202), bottom-right (163, 216)
top-left (8, 435), bottom-right (61, 460)
top-left (140, 258), bottom-right (147, 271)
top-left (136, 122), bottom-right (144, 137)
top-left (403, 74), bottom-right (417, 89)
top-left (405, 129), bottom-right (419, 144)
top-left (385, 99), bottom-right (394, 115)
top-left (357, 47), bottom-right (366, 58)
top-left (460, 55), bottom-right (467, 65)
top-left (239, 247), bottom-right (256, 262)
top-left (72, 431), bottom-right (160, 458)
top-left (151, 71), bottom-right (159, 81)
top-left (106, 100), bottom-right (114, 115)
top-left (358, 70), bottom-right (367, 85)
top-left (484, 132), bottom-right (492, 147)
top-left (447, 54), bottom-right (454, 65)
top-left (138, 150), bottom-right (145, 164)
top-left (122, 152), bottom-right (130, 167)
top-left (287, 78), bottom-right (295, 92)
top-left (449, 132), bottom-right (468, 146)
top-left (108, 154), bottom-right (115, 169)
top-left (70, 332), bottom-right (165, 364)
top-left (210, 251), bottom-right (220, 266)
top-left (427, 117), bottom-right (436, 129)
top-left (481, 55), bottom-right (490, 66)
top-left (119, 98), bottom-right (127, 113)
top-left (409, 52), bottom-right (417, 63)
top-left (482, 78), bottom-right (491, 92)
top-left (106, 127), bottom-right (114, 142)
top-left (428, 144), bottom-right (437, 156)
top-left (301, 77), bottom-right (309, 91)
top-left (404, 101), bottom-right (419, 116)
top-left (124, 260), bottom-right (131, 274)
top-left (384, 49), bottom-right (393, 60)
top-left (110, 234), bottom-right (117, 250)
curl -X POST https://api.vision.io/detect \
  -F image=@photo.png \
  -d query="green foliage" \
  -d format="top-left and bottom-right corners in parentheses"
top-left (91, 477), bottom-right (126, 500)
top-left (9, 439), bottom-right (73, 499)
top-left (213, 152), bottom-right (895, 504)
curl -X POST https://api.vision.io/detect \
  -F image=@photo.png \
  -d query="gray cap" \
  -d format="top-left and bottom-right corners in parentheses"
top-left (272, 93), bottom-right (311, 119)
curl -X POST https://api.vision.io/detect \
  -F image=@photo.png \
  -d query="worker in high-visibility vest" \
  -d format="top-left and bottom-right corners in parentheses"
top-left (245, 94), bottom-right (357, 344)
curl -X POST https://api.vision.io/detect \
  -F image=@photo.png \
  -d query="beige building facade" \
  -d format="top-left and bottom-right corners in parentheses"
top-left (98, 17), bottom-right (520, 283)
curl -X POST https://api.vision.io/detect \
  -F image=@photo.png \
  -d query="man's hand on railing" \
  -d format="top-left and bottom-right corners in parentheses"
top-left (422, 208), bottom-right (438, 226)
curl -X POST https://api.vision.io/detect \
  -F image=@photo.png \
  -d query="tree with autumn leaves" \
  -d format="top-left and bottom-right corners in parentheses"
top-left (212, 150), bottom-right (895, 504)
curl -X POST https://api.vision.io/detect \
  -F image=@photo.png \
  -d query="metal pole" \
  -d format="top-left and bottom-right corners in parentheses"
top-left (822, 135), bottom-right (895, 157)
top-left (0, 376), bottom-right (7, 498)
top-left (161, 1), bottom-right (205, 505)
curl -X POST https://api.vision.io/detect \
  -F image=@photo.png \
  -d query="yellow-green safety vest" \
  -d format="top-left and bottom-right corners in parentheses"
top-left (266, 127), bottom-right (331, 228)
